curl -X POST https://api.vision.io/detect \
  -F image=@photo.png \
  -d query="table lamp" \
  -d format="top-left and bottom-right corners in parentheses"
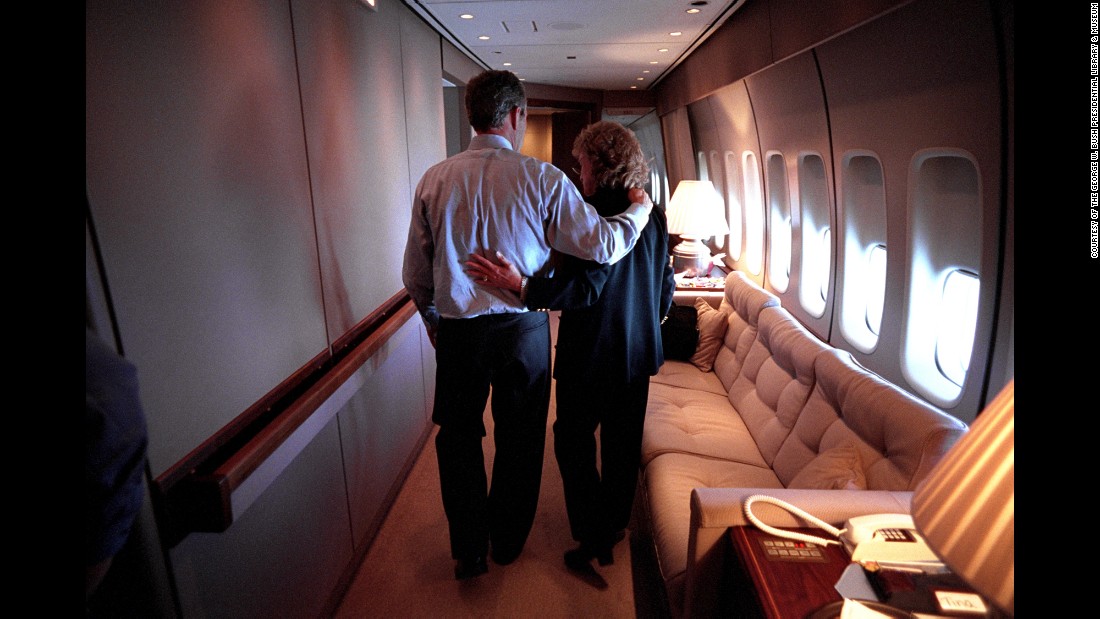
top-left (666, 180), bottom-right (729, 277)
top-left (911, 379), bottom-right (1014, 616)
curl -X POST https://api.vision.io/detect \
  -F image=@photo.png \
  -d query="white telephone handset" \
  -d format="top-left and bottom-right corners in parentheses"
top-left (839, 513), bottom-right (942, 565)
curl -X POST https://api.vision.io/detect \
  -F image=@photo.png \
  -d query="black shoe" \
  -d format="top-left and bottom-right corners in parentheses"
top-left (564, 543), bottom-right (613, 569)
top-left (564, 545), bottom-right (594, 571)
top-left (601, 530), bottom-right (627, 564)
top-left (563, 530), bottom-right (626, 570)
top-left (490, 544), bottom-right (522, 566)
top-left (454, 555), bottom-right (488, 580)
top-left (595, 530), bottom-right (626, 565)
top-left (562, 556), bottom-right (610, 591)
top-left (595, 545), bottom-right (613, 567)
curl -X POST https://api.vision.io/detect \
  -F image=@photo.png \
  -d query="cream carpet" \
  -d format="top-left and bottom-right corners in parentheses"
top-left (334, 312), bottom-right (671, 619)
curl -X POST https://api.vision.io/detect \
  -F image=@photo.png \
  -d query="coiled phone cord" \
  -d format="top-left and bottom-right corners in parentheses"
top-left (742, 494), bottom-right (843, 547)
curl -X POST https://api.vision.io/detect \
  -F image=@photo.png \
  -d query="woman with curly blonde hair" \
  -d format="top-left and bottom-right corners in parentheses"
top-left (467, 120), bottom-right (676, 577)
top-left (571, 120), bottom-right (651, 192)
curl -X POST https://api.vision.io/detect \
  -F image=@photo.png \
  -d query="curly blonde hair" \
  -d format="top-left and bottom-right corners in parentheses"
top-left (572, 121), bottom-right (649, 190)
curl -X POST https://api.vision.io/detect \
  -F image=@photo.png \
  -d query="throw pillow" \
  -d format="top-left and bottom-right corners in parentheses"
top-left (787, 446), bottom-right (867, 490)
top-left (661, 304), bottom-right (699, 361)
top-left (690, 297), bottom-right (729, 372)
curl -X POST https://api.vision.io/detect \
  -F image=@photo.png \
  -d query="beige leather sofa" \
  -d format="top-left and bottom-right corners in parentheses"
top-left (639, 271), bottom-right (968, 617)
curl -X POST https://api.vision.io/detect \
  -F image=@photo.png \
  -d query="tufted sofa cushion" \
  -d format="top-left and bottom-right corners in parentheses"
top-left (786, 445), bottom-right (867, 490)
top-left (727, 307), bottom-right (831, 467)
top-left (641, 384), bottom-right (770, 468)
top-left (711, 272), bottom-right (780, 393)
top-left (771, 349), bottom-right (968, 491)
top-left (644, 273), bottom-right (783, 466)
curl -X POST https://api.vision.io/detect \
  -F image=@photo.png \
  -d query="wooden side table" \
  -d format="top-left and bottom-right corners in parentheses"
top-left (727, 526), bottom-right (849, 619)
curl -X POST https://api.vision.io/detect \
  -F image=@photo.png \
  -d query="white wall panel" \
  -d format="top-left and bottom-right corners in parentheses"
top-left (629, 111), bottom-right (670, 209)
top-left (402, 10), bottom-right (448, 185)
top-left (745, 52), bottom-right (834, 339)
top-left (87, 1), bottom-right (446, 615)
top-left (705, 81), bottom-right (765, 283)
top-left (660, 107), bottom-right (695, 193)
top-left (815, 0), bottom-right (1003, 420)
top-left (340, 319), bottom-right (432, 548)
top-left (170, 419), bottom-right (352, 619)
top-left (293, 0), bottom-right (415, 338)
top-left (86, 0), bottom-right (327, 477)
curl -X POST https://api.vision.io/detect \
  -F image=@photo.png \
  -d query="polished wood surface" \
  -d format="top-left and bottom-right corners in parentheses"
top-left (729, 526), bottom-right (849, 619)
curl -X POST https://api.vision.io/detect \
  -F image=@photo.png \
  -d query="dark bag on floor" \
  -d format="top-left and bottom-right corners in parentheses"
top-left (661, 305), bottom-right (699, 361)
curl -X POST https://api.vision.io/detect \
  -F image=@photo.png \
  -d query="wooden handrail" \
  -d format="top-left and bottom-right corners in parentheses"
top-left (154, 292), bottom-right (419, 547)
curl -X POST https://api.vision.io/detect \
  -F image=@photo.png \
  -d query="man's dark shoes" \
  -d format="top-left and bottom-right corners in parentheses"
top-left (564, 530), bottom-right (626, 571)
top-left (564, 545), bottom-right (595, 571)
top-left (563, 550), bottom-right (610, 590)
top-left (454, 555), bottom-right (488, 580)
top-left (490, 543), bottom-right (522, 566)
top-left (564, 543), bottom-right (612, 570)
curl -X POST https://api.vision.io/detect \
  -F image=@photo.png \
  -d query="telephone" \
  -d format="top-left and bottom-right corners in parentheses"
top-left (741, 496), bottom-right (944, 569)
top-left (839, 513), bottom-right (941, 566)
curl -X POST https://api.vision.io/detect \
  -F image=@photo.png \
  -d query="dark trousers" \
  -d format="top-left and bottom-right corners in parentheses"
top-left (432, 311), bottom-right (551, 560)
top-left (553, 375), bottom-right (650, 547)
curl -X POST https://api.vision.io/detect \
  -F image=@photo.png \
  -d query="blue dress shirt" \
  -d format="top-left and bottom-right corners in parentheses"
top-left (402, 134), bottom-right (651, 329)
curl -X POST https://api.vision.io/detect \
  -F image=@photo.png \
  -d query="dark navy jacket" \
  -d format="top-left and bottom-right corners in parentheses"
top-left (524, 186), bottom-right (676, 384)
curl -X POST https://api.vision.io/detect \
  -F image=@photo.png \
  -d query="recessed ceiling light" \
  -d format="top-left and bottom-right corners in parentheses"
top-left (460, 14), bottom-right (473, 19)
top-left (670, 32), bottom-right (682, 36)
top-left (630, 86), bottom-right (637, 89)
top-left (503, 62), bottom-right (511, 66)
top-left (643, 70), bottom-right (650, 74)
top-left (687, 8), bottom-right (700, 13)
top-left (478, 35), bottom-right (490, 40)
top-left (649, 61), bottom-right (659, 64)
top-left (636, 77), bottom-right (644, 81)
top-left (658, 48), bottom-right (668, 53)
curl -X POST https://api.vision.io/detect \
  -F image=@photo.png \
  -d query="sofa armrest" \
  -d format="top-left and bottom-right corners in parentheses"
top-left (683, 488), bottom-right (913, 618)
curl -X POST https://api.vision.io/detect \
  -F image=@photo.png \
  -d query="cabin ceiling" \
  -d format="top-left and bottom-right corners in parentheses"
top-left (404, 0), bottom-right (746, 92)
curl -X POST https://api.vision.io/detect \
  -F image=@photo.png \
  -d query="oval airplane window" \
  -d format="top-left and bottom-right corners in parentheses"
top-left (724, 151), bottom-right (743, 262)
top-left (935, 269), bottom-right (980, 387)
top-left (838, 153), bottom-right (888, 353)
top-left (901, 150), bottom-right (981, 407)
top-left (766, 152), bottom-right (791, 292)
top-left (743, 151), bottom-right (764, 276)
top-left (798, 153), bottom-right (830, 317)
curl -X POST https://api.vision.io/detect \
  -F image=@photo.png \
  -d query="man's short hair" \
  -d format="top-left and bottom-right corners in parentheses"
top-left (465, 70), bottom-right (526, 132)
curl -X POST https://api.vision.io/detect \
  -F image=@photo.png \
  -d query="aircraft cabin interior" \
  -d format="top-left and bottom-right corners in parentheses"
top-left (85, 0), bottom-right (1013, 617)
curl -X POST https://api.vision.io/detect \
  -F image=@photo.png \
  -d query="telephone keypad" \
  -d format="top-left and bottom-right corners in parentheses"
top-left (759, 538), bottom-right (829, 563)
top-left (876, 528), bottom-right (917, 542)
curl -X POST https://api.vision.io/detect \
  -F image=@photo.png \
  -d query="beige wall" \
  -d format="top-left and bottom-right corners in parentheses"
top-left (86, 0), bottom-right (445, 615)
top-left (521, 114), bottom-right (553, 163)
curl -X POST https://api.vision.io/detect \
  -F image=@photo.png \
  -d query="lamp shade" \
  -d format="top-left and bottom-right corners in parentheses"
top-left (911, 380), bottom-right (1014, 616)
top-left (666, 180), bottom-right (729, 239)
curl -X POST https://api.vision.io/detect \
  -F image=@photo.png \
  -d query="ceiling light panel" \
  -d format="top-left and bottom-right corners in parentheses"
top-left (417, 0), bottom-right (743, 91)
